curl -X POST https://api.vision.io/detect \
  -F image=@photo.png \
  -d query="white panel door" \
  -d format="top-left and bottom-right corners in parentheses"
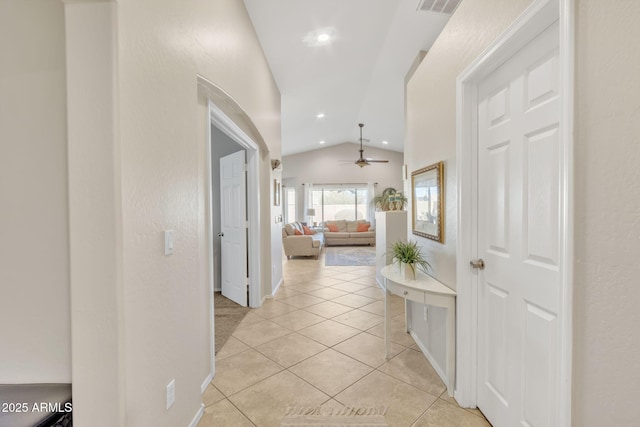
top-left (477, 21), bottom-right (561, 427)
top-left (220, 150), bottom-right (248, 307)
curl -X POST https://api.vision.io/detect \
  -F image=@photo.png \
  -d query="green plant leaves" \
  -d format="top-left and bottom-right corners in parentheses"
top-left (390, 240), bottom-right (431, 273)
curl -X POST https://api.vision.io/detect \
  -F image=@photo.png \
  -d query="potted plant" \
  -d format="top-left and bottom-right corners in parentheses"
top-left (390, 240), bottom-right (431, 280)
top-left (372, 187), bottom-right (407, 211)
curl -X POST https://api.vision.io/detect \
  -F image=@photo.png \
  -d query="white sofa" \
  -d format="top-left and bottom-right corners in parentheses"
top-left (324, 219), bottom-right (375, 246)
top-left (281, 221), bottom-right (324, 259)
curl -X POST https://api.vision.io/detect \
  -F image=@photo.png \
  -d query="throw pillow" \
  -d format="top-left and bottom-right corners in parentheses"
top-left (302, 225), bottom-right (315, 235)
top-left (327, 223), bottom-right (339, 232)
top-left (357, 223), bottom-right (370, 232)
top-left (294, 229), bottom-right (303, 235)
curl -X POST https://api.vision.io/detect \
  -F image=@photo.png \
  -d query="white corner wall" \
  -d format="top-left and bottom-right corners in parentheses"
top-left (405, 0), bottom-right (535, 377)
top-left (65, 2), bottom-right (125, 424)
top-left (0, 0), bottom-right (71, 384)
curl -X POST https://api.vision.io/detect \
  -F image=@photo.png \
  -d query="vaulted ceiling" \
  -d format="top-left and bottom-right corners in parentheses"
top-left (243, 0), bottom-right (455, 156)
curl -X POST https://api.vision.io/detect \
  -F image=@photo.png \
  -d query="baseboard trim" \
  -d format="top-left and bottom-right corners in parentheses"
top-left (409, 329), bottom-right (449, 389)
top-left (188, 403), bottom-right (205, 427)
top-left (272, 277), bottom-right (283, 296)
top-left (201, 372), bottom-right (214, 394)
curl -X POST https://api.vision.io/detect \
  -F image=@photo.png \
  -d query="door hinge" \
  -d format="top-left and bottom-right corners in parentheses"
top-left (243, 163), bottom-right (248, 172)
top-left (245, 277), bottom-right (250, 288)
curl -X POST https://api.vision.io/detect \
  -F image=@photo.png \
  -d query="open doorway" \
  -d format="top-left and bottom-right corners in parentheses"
top-left (205, 99), bottom-right (262, 376)
top-left (208, 101), bottom-right (261, 309)
top-left (210, 127), bottom-right (246, 303)
top-left (210, 133), bottom-right (250, 352)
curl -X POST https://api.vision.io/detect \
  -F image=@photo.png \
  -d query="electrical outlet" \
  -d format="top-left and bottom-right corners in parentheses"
top-left (166, 379), bottom-right (175, 409)
top-left (423, 306), bottom-right (428, 323)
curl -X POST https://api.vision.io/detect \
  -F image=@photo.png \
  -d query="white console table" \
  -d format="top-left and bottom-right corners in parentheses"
top-left (381, 265), bottom-right (457, 396)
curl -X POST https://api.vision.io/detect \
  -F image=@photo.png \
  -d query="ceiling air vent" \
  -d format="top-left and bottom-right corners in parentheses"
top-left (416, 0), bottom-right (461, 15)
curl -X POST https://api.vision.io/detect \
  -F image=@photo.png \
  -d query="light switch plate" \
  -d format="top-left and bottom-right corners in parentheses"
top-left (165, 230), bottom-right (174, 255)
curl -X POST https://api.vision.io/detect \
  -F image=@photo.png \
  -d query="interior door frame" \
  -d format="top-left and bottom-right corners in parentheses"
top-left (455, 0), bottom-right (574, 425)
top-left (204, 99), bottom-right (261, 384)
top-left (209, 100), bottom-right (261, 309)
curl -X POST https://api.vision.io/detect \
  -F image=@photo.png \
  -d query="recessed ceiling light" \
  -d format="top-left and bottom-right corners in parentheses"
top-left (382, 140), bottom-right (389, 145)
top-left (303, 28), bottom-right (337, 47)
top-left (319, 140), bottom-right (325, 144)
top-left (317, 113), bottom-right (325, 119)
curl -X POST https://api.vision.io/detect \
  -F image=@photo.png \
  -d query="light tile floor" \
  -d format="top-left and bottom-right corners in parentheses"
top-left (199, 250), bottom-right (491, 427)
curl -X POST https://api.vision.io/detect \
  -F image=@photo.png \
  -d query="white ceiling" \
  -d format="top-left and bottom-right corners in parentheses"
top-left (243, 0), bottom-right (452, 156)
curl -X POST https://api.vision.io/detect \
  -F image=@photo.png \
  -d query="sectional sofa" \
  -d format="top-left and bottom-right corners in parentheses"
top-left (324, 219), bottom-right (375, 246)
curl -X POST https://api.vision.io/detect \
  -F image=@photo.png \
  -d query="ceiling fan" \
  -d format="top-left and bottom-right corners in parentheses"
top-left (354, 123), bottom-right (389, 168)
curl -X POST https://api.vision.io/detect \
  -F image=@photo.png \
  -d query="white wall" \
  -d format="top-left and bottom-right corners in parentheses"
top-left (282, 142), bottom-right (404, 222)
top-left (405, 0), bottom-right (535, 375)
top-left (60, 0), bottom-right (282, 425)
top-left (572, 1), bottom-right (640, 424)
top-left (114, 0), bottom-right (281, 424)
top-left (0, 0), bottom-right (71, 384)
top-left (406, 0), bottom-right (640, 424)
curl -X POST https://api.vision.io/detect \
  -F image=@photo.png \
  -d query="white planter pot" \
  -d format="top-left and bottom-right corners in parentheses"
top-left (400, 262), bottom-right (416, 280)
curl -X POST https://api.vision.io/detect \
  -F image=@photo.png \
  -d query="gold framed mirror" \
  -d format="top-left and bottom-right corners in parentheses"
top-left (411, 161), bottom-right (444, 243)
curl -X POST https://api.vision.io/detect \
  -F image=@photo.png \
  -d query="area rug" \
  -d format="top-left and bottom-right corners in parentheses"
top-left (214, 292), bottom-right (250, 354)
top-left (325, 246), bottom-right (376, 266)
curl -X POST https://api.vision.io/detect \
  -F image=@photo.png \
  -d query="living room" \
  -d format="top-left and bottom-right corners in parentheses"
top-left (282, 142), bottom-right (404, 228)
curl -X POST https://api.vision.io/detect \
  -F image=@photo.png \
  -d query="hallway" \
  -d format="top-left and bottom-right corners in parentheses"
top-left (199, 252), bottom-right (490, 426)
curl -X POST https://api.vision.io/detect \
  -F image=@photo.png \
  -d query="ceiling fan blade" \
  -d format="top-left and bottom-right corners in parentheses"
top-left (366, 159), bottom-right (389, 163)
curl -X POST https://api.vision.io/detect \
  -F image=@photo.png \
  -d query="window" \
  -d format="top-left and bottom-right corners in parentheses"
top-left (284, 187), bottom-right (296, 223)
top-left (309, 184), bottom-right (370, 224)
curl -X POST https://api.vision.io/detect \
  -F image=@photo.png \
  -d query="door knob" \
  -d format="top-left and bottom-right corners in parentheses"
top-left (470, 259), bottom-right (485, 270)
top-left (218, 232), bottom-right (224, 237)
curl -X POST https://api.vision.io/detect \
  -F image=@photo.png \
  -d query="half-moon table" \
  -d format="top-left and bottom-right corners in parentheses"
top-left (381, 265), bottom-right (457, 396)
